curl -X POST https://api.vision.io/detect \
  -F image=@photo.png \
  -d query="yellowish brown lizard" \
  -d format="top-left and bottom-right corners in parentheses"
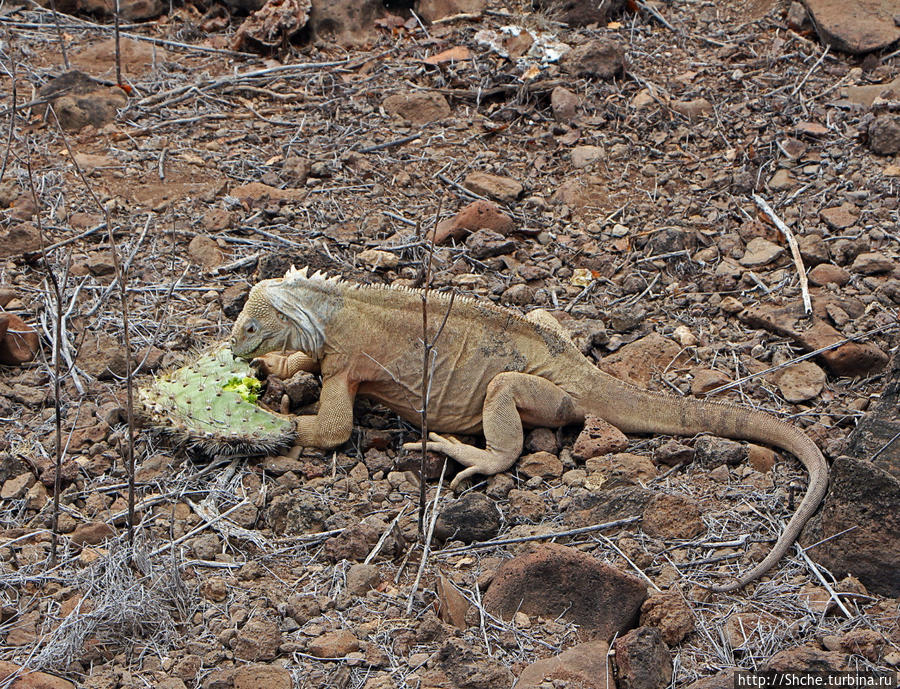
top-left (231, 267), bottom-right (828, 592)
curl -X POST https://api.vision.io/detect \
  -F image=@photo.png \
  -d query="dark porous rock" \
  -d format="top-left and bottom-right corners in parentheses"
top-left (654, 440), bottom-right (694, 467)
top-left (534, 0), bottom-right (626, 26)
top-left (516, 639), bottom-right (614, 689)
top-left (642, 493), bottom-right (705, 540)
top-left (561, 39), bottom-right (626, 80)
top-left (844, 350), bottom-right (900, 479)
top-left (266, 493), bottom-right (332, 535)
top-left (525, 427), bottom-right (560, 454)
top-left (434, 492), bottom-right (502, 543)
top-left (801, 455), bottom-right (900, 597)
top-left (465, 229), bottom-right (517, 259)
top-left (564, 485), bottom-right (653, 528)
top-left (431, 637), bottom-right (514, 689)
top-left (762, 644), bottom-right (846, 671)
top-left (694, 436), bottom-right (746, 468)
top-left (220, 282), bottom-right (250, 319)
top-left (483, 543), bottom-right (647, 640)
top-left (283, 371), bottom-right (320, 407)
top-left (613, 626), bottom-right (673, 689)
top-left (869, 115), bottom-right (900, 155)
top-left (39, 71), bottom-right (127, 131)
top-left (323, 518), bottom-right (404, 562)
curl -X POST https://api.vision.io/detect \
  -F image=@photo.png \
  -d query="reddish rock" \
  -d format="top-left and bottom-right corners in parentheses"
top-left (0, 661), bottom-right (75, 689)
top-left (808, 263), bottom-right (850, 286)
top-left (0, 314), bottom-right (40, 365)
top-left (382, 91), bottom-right (450, 124)
top-left (436, 574), bottom-right (470, 629)
top-left (613, 626), bottom-right (673, 689)
top-left (740, 303), bottom-right (888, 377)
top-left (682, 670), bottom-right (737, 689)
top-left (775, 360), bottom-right (826, 403)
top-left (642, 493), bottom-right (704, 540)
top-left (600, 332), bottom-right (687, 388)
top-left (671, 98), bottom-right (714, 121)
top-left (432, 200), bottom-right (515, 244)
top-left (462, 172), bottom-right (523, 204)
top-left (585, 453), bottom-right (657, 487)
top-left (0, 224), bottom-right (41, 259)
top-left (805, 0), bottom-right (900, 54)
top-left (519, 451), bottom-right (563, 479)
top-left (483, 543), bottom-right (647, 640)
top-left (416, 0), bottom-right (485, 22)
top-left (747, 444), bottom-right (776, 473)
top-left (233, 664), bottom-right (292, 689)
top-left (551, 86), bottom-right (580, 122)
top-left (188, 235), bottom-right (225, 269)
top-left (850, 252), bottom-right (895, 275)
top-left (69, 522), bottom-right (115, 546)
top-left (308, 630), bottom-right (359, 658)
top-left (762, 644), bottom-right (846, 671)
top-left (690, 368), bottom-right (730, 396)
top-left (346, 564), bottom-right (380, 595)
top-left (639, 591), bottom-right (695, 645)
top-left (820, 203), bottom-right (858, 230)
top-left (572, 414), bottom-right (629, 460)
top-left (233, 617), bottom-right (281, 661)
top-left (517, 639), bottom-right (615, 689)
top-left (654, 440), bottom-right (694, 467)
top-left (833, 628), bottom-right (885, 662)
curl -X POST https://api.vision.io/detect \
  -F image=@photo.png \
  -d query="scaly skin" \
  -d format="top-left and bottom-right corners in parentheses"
top-left (231, 266), bottom-right (829, 592)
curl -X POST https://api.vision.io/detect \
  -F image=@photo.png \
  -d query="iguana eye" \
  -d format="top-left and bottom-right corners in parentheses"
top-left (246, 322), bottom-right (257, 334)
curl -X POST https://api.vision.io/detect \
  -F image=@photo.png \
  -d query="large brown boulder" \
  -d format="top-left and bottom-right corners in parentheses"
top-left (483, 543), bottom-right (647, 640)
top-left (801, 455), bottom-right (900, 597)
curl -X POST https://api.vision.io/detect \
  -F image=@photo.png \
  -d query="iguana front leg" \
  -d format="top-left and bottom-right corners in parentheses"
top-left (253, 350), bottom-right (320, 379)
top-left (404, 372), bottom-right (584, 489)
top-left (294, 372), bottom-right (357, 447)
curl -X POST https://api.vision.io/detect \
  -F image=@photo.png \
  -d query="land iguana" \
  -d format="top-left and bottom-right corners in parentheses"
top-left (230, 266), bottom-right (828, 592)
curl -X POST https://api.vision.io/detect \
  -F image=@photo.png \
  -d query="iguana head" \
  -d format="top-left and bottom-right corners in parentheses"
top-left (230, 267), bottom-right (334, 361)
top-left (230, 279), bottom-right (287, 359)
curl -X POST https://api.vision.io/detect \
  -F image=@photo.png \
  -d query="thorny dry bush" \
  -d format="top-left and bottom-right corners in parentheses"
top-left (0, 0), bottom-right (898, 686)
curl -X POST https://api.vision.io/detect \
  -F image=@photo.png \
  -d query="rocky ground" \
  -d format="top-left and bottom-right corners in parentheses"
top-left (0, 0), bottom-right (899, 687)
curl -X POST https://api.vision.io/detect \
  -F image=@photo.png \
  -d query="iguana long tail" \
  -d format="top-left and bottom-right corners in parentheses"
top-left (590, 370), bottom-right (829, 593)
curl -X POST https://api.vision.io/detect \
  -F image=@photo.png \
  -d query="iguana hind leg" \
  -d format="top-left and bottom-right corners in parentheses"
top-left (405, 372), bottom-right (583, 489)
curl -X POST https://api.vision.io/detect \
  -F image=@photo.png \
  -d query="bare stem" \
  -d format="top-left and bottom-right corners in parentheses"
top-left (50, 107), bottom-right (137, 549)
top-left (24, 142), bottom-right (66, 567)
top-left (46, 0), bottom-right (70, 70)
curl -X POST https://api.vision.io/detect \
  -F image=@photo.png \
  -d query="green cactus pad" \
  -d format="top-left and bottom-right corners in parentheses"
top-left (139, 345), bottom-right (297, 456)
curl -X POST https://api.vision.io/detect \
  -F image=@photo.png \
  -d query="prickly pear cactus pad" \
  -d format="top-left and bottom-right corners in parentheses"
top-left (139, 346), bottom-right (297, 456)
